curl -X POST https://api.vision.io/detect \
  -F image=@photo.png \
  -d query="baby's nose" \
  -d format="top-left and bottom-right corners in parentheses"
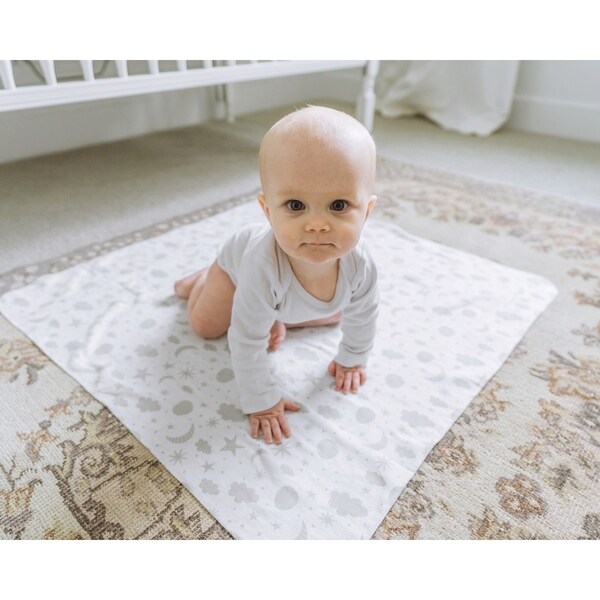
top-left (305, 215), bottom-right (331, 232)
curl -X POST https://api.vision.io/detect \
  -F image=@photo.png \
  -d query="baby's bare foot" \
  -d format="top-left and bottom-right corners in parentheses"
top-left (268, 320), bottom-right (287, 351)
top-left (174, 268), bottom-right (208, 299)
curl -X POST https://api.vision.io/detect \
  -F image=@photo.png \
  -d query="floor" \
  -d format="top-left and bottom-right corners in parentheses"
top-left (0, 99), bottom-right (598, 274)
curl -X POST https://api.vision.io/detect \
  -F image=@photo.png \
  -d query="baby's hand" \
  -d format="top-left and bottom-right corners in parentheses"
top-left (249, 398), bottom-right (301, 445)
top-left (328, 360), bottom-right (367, 394)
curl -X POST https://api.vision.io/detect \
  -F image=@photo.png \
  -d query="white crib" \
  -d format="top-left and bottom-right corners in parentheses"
top-left (0, 60), bottom-right (379, 130)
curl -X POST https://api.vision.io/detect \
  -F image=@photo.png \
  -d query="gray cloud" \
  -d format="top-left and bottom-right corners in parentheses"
top-left (229, 482), bottom-right (258, 504)
top-left (137, 397), bottom-right (160, 412)
top-left (329, 491), bottom-right (368, 517)
top-left (217, 403), bottom-right (246, 422)
top-left (199, 479), bottom-right (219, 495)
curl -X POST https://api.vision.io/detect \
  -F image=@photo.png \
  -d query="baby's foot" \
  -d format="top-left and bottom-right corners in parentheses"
top-left (174, 268), bottom-right (208, 299)
top-left (268, 320), bottom-right (287, 351)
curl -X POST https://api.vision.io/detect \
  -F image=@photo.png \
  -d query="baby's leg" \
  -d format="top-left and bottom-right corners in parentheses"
top-left (174, 269), bottom-right (208, 299)
top-left (176, 260), bottom-right (236, 339)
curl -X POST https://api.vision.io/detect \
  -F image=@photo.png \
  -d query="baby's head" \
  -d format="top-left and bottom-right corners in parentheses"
top-left (258, 105), bottom-right (377, 267)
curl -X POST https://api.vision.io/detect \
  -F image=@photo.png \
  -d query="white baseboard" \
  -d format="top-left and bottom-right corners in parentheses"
top-left (507, 94), bottom-right (600, 144)
top-left (0, 70), bottom-right (363, 165)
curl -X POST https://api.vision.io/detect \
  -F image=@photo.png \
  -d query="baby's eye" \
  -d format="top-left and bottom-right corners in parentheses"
top-left (285, 199), bottom-right (305, 212)
top-left (330, 200), bottom-right (349, 212)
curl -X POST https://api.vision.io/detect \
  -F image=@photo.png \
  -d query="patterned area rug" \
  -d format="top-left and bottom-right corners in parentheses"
top-left (1, 156), bottom-right (599, 539)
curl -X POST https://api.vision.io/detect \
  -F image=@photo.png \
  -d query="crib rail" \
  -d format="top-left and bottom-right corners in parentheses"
top-left (0, 59), bottom-right (379, 130)
top-left (0, 60), bottom-right (367, 112)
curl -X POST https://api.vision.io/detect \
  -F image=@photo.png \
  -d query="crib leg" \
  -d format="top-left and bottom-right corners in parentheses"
top-left (356, 60), bottom-right (379, 132)
top-left (224, 82), bottom-right (235, 123)
top-left (214, 85), bottom-right (227, 120)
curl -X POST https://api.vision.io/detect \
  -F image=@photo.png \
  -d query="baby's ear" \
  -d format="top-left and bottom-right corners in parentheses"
top-left (366, 195), bottom-right (377, 219)
top-left (257, 192), bottom-right (271, 221)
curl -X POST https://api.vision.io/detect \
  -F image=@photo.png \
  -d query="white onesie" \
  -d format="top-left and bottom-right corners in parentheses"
top-left (216, 222), bottom-right (379, 414)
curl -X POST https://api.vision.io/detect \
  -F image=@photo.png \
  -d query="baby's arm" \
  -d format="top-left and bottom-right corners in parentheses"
top-left (228, 257), bottom-right (300, 443)
top-left (331, 250), bottom-right (378, 393)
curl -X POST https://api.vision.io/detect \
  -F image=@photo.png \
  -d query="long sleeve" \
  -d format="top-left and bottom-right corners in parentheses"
top-left (334, 248), bottom-right (379, 367)
top-left (227, 257), bottom-right (281, 414)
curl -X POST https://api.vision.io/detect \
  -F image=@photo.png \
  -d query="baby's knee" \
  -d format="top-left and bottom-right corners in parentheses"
top-left (191, 325), bottom-right (224, 340)
top-left (189, 314), bottom-right (226, 340)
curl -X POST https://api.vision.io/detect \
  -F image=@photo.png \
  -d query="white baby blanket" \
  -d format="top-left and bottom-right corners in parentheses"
top-left (0, 201), bottom-right (557, 539)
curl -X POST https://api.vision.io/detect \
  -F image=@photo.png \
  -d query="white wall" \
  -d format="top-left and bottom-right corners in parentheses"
top-left (507, 60), bottom-right (600, 143)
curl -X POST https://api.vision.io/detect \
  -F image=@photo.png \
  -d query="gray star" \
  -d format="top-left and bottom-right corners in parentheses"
top-left (274, 445), bottom-right (291, 457)
top-left (250, 512), bottom-right (258, 521)
top-left (178, 367), bottom-right (195, 380)
top-left (163, 361), bottom-right (174, 370)
top-left (320, 513), bottom-right (334, 526)
top-left (207, 418), bottom-right (218, 428)
top-left (202, 461), bottom-right (214, 472)
top-left (254, 469), bottom-right (265, 479)
top-left (271, 522), bottom-right (281, 530)
top-left (169, 450), bottom-right (186, 464)
top-left (221, 436), bottom-right (244, 456)
top-left (134, 368), bottom-right (150, 381)
top-left (375, 457), bottom-right (391, 471)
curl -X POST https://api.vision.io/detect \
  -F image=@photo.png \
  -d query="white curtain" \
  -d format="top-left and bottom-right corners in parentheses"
top-left (375, 61), bottom-right (520, 136)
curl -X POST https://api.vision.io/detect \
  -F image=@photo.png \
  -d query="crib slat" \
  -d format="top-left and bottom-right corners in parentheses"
top-left (148, 61), bottom-right (159, 75)
top-left (224, 60), bottom-right (236, 123)
top-left (0, 60), bottom-right (16, 90)
top-left (176, 61), bottom-right (187, 71)
top-left (39, 61), bottom-right (57, 86)
top-left (80, 60), bottom-right (94, 81)
top-left (202, 60), bottom-right (213, 69)
top-left (115, 61), bottom-right (128, 77)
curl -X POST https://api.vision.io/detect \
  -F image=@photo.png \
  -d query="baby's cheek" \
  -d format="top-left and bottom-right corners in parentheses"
top-left (338, 227), bottom-right (362, 252)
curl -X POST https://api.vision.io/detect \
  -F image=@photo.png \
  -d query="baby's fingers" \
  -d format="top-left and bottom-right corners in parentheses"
top-left (283, 399), bottom-right (301, 412)
top-left (342, 371), bottom-right (355, 394)
top-left (261, 418), bottom-right (273, 444)
top-left (336, 369), bottom-right (345, 391)
top-left (270, 417), bottom-right (283, 445)
top-left (278, 415), bottom-right (292, 439)
top-left (360, 370), bottom-right (367, 385)
top-left (350, 371), bottom-right (361, 393)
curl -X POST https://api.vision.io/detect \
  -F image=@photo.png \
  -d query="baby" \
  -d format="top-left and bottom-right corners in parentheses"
top-left (174, 105), bottom-right (378, 445)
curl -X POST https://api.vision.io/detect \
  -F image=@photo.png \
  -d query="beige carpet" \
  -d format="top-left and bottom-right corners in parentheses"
top-left (1, 154), bottom-right (599, 539)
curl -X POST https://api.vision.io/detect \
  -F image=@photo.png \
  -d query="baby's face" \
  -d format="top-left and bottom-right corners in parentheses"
top-left (258, 135), bottom-right (376, 268)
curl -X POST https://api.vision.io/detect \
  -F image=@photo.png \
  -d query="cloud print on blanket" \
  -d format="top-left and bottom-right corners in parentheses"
top-left (0, 201), bottom-right (557, 539)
